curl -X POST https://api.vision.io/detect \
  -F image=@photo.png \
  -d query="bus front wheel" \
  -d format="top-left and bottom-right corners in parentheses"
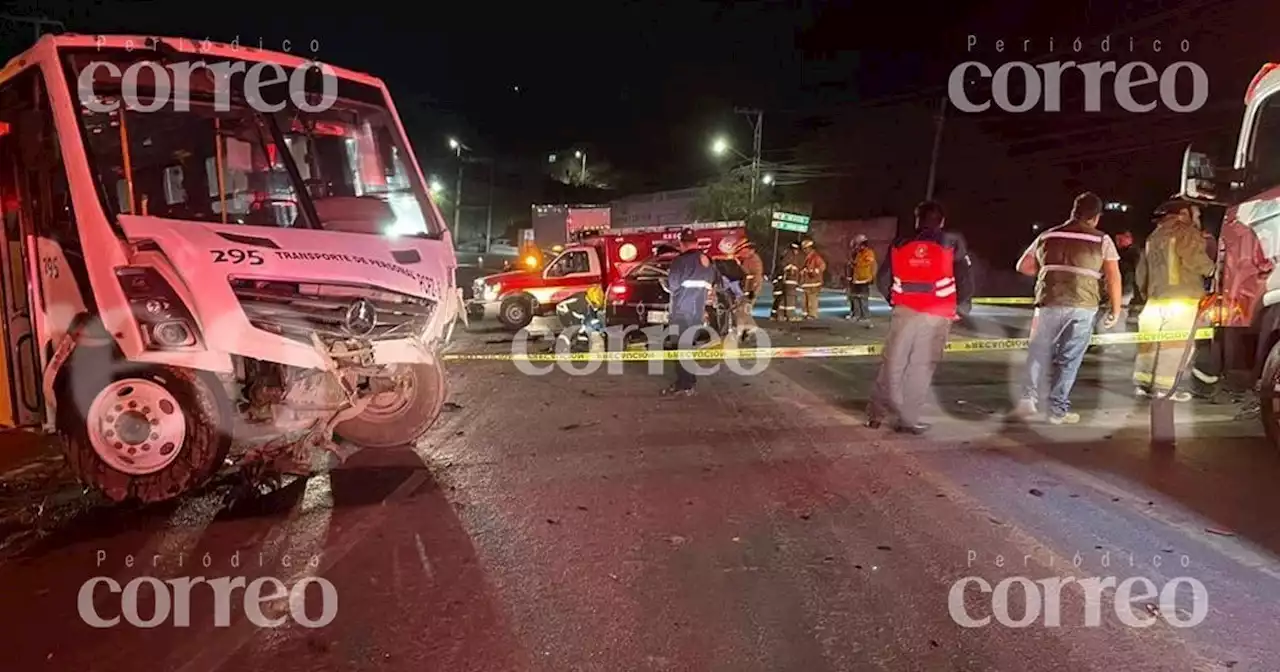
top-left (57, 357), bottom-right (231, 503)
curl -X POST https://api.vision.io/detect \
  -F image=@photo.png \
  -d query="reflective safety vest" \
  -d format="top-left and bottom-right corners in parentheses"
top-left (1035, 221), bottom-right (1105, 308)
top-left (890, 240), bottom-right (956, 318)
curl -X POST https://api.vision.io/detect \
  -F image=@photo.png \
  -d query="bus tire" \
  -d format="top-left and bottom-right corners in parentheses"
top-left (1260, 336), bottom-right (1280, 449)
top-left (336, 362), bottom-right (447, 448)
top-left (57, 356), bottom-right (232, 503)
top-left (499, 294), bottom-right (535, 331)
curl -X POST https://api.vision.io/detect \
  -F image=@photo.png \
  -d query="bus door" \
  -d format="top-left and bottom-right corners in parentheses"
top-left (0, 70), bottom-right (52, 428)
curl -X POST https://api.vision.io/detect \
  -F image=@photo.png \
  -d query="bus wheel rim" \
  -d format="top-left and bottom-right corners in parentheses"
top-left (86, 379), bottom-right (187, 476)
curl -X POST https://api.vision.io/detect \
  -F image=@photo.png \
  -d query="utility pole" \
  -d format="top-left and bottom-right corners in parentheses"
top-left (0, 14), bottom-right (64, 41)
top-left (485, 159), bottom-right (495, 252)
top-left (448, 138), bottom-right (469, 240)
top-left (925, 96), bottom-right (947, 201)
top-left (736, 107), bottom-right (771, 271)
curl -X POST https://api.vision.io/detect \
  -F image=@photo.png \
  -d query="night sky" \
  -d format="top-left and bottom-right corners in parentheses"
top-left (1, 0), bottom-right (1276, 265)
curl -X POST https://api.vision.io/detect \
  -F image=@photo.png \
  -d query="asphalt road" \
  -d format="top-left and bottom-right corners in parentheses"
top-left (1, 307), bottom-right (1278, 671)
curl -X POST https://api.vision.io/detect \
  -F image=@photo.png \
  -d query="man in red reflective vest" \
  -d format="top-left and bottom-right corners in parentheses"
top-left (866, 201), bottom-right (973, 434)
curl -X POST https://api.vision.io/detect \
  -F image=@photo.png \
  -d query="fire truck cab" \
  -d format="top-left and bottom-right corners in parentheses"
top-left (469, 221), bottom-right (745, 330)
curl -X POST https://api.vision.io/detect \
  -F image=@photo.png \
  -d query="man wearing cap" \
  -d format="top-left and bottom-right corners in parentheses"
top-left (662, 228), bottom-right (718, 396)
top-left (1011, 192), bottom-right (1123, 424)
top-left (1132, 197), bottom-right (1216, 401)
top-left (847, 234), bottom-right (877, 325)
top-left (867, 201), bottom-right (973, 434)
top-left (799, 238), bottom-right (827, 319)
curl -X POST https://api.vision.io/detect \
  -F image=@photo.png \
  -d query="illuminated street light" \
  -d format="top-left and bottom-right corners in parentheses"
top-left (429, 178), bottom-right (444, 195)
top-left (761, 173), bottom-right (774, 185)
top-left (574, 150), bottom-right (582, 158)
top-left (711, 137), bottom-right (729, 156)
top-left (448, 137), bottom-right (459, 150)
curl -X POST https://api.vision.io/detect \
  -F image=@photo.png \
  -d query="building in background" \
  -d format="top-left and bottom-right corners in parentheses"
top-left (530, 204), bottom-right (612, 246)
top-left (609, 188), bottom-right (705, 228)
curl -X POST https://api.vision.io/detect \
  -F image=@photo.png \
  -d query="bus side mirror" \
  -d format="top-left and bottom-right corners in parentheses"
top-left (1180, 144), bottom-right (1242, 204)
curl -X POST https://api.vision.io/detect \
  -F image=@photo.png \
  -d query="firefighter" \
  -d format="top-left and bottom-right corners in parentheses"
top-left (867, 201), bottom-right (973, 434)
top-left (1011, 192), bottom-right (1123, 424)
top-left (662, 229), bottom-right (718, 396)
top-left (772, 242), bottom-right (802, 321)
top-left (1133, 197), bottom-right (1215, 401)
top-left (847, 234), bottom-right (877, 326)
top-left (732, 240), bottom-right (764, 339)
top-left (554, 285), bottom-right (607, 353)
top-left (799, 238), bottom-right (826, 319)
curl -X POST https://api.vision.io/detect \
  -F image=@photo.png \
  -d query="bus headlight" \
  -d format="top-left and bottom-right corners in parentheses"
top-left (116, 267), bottom-right (201, 349)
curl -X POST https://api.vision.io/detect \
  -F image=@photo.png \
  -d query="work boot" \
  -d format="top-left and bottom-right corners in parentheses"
top-left (1048, 412), bottom-right (1081, 425)
top-left (893, 422), bottom-right (930, 435)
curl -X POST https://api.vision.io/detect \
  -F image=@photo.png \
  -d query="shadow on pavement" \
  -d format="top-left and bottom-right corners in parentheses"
top-left (0, 444), bottom-right (525, 671)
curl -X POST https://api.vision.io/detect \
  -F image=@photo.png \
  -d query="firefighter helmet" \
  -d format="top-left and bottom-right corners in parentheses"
top-left (586, 285), bottom-right (605, 309)
top-left (800, 238), bottom-right (814, 249)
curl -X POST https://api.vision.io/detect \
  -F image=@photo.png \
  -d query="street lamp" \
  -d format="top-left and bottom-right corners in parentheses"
top-left (447, 137), bottom-right (469, 239)
top-left (429, 178), bottom-right (444, 195)
top-left (761, 173), bottom-right (774, 185)
top-left (573, 150), bottom-right (587, 183)
top-left (711, 136), bottom-right (729, 156)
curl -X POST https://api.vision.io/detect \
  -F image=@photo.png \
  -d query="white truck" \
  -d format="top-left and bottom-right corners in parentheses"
top-left (0, 34), bottom-right (459, 501)
top-left (1181, 61), bottom-right (1280, 446)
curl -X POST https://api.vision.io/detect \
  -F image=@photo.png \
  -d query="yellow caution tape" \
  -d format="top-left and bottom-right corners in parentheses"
top-left (442, 328), bottom-right (1214, 363)
top-left (971, 297), bottom-right (1035, 305)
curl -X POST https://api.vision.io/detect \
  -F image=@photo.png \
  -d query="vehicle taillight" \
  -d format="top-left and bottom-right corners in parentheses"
top-left (609, 282), bottom-right (628, 300)
top-left (115, 267), bottom-right (200, 349)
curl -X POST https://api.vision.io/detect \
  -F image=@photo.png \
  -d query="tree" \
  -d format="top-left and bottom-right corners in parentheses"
top-left (546, 151), bottom-right (615, 189)
top-left (693, 166), bottom-right (809, 244)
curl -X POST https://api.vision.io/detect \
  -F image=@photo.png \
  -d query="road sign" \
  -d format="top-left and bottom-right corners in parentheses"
top-left (771, 220), bottom-right (809, 233)
top-left (771, 211), bottom-right (810, 225)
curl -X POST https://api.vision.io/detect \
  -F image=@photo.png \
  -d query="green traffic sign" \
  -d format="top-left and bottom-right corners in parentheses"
top-left (771, 211), bottom-right (811, 225)
top-left (771, 220), bottom-right (809, 233)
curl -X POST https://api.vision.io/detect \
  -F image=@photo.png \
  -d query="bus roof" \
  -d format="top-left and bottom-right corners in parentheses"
top-left (0, 33), bottom-right (385, 90)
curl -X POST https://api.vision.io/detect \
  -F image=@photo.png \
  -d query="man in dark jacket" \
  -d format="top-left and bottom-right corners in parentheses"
top-left (867, 201), bottom-right (974, 434)
top-left (663, 229), bottom-right (718, 396)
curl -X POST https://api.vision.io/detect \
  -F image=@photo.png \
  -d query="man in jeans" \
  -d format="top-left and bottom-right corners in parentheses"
top-left (1012, 192), bottom-right (1123, 424)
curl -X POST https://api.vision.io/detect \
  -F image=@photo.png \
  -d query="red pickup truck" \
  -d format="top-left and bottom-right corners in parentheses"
top-left (468, 221), bottom-right (746, 330)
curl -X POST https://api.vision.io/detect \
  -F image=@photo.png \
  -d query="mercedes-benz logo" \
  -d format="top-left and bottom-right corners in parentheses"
top-left (343, 299), bottom-right (377, 337)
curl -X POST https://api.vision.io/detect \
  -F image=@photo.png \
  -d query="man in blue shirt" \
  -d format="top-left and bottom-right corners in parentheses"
top-left (663, 229), bottom-right (718, 396)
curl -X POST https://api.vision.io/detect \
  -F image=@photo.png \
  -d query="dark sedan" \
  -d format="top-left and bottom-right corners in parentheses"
top-left (603, 253), bottom-right (742, 337)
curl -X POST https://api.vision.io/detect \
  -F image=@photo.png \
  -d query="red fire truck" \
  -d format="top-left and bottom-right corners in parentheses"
top-left (468, 221), bottom-right (745, 330)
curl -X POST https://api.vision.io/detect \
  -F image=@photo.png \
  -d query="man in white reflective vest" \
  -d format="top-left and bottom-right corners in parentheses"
top-left (662, 229), bottom-right (718, 396)
top-left (1012, 192), bottom-right (1123, 424)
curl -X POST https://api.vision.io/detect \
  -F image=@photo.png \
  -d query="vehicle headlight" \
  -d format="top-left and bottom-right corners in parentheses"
top-left (483, 282), bottom-right (501, 302)
top-left (115, 266), bottom-right (200, 349)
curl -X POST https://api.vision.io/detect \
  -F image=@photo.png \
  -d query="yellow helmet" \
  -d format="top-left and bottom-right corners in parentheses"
top-left (586, 285), bottom-right (605, 309)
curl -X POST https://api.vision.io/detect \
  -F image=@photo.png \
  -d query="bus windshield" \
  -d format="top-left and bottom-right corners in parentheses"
top-left (62, 50), bottom-right (440, 236)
